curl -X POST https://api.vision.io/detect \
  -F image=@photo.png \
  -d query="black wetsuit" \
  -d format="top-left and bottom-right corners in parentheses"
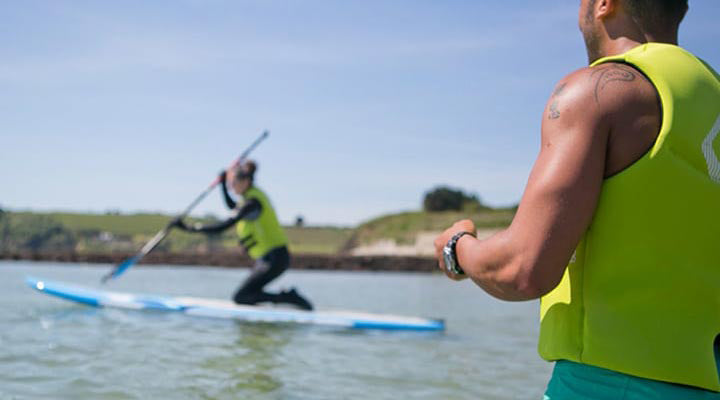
top-left (178, 179), bottom-right (311, 310)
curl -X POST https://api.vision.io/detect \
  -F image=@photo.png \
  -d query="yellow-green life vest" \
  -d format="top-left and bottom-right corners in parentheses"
top-left (236, 186), bottom-right (288, 259)
top-left (539, 43), bottom-right (720, 391)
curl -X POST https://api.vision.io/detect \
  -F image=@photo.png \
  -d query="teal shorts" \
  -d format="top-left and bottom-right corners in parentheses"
top-left (544, 346), bottom-right (720, 400)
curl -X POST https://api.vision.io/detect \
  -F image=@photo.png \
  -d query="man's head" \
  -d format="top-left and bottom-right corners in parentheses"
top-left (579, 0), bottom-right (689, 63)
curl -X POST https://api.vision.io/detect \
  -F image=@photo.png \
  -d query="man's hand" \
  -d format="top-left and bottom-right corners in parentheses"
top-left (434, 219), bottom-right (476, 281)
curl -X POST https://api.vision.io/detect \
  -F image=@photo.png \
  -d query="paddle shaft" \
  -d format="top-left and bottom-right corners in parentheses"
top-left (101, 130), bottom-right (269, 283)
top-left (176, 129), bottom-right (269, 219)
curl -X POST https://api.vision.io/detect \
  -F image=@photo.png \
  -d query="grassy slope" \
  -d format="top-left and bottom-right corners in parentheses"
top-left (284, 226), bottom-right (354, 254)
top-left (7, 209), bottom-right (513, 254)
top-left (47, 212), bottom-right (171, 236)
top-left (10, 211), bottom-right (353, 255)
top-left (352, 208), bottom-right (515, 245)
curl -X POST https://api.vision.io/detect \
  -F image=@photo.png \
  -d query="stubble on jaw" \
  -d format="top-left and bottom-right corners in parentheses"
top-left (581, 0), bottom-right (602, 64)
top-left (583, 31), bottom-right (602, 64)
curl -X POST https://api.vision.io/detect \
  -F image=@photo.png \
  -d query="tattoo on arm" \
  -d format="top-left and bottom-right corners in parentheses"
top-left (548, 83), bottom-right (567, 120)
top-left (590, 64), bottom-right (636, 104)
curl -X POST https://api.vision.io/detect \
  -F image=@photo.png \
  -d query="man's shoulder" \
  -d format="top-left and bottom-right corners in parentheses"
top-left (542, 67), bottom-right (603, 128)
top-left (547, 63), bottom-right (661, 176)
top-left (589, 62), bottom-right (656, 106)
top-left (550, 63), bottom-right (657, 121)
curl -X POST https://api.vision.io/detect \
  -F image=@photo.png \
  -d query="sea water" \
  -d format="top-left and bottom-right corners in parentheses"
top-left (0, 260), bottom-right (551, 399)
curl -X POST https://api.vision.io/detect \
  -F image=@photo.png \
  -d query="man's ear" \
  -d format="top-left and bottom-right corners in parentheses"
top-left (595, 0), bottom-right (617, 20)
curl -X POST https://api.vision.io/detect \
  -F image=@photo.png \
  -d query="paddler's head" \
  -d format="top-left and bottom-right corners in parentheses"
top-left (231, 160), bottom-right (256, 195)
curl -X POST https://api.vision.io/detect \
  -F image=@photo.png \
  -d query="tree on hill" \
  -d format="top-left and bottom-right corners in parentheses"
top-left (423, 186), bottom-right (486, 212)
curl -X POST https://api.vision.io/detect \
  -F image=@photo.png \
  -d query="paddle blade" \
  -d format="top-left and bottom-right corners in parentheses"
top-left (101, 255), bottom-right (140, 284)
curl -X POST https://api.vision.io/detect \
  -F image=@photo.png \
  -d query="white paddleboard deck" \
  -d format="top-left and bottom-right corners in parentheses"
top-left (26, 277), bottom-right (444, 331)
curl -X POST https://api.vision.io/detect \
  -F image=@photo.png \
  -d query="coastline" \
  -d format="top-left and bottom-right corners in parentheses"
top-left (0, 251), bottom-right (438, 273)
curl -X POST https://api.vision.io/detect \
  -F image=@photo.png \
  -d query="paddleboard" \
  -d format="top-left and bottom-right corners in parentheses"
top-left (26, 277), bottom-right (444, 331)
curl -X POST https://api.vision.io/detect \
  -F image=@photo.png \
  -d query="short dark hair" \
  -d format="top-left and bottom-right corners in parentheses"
top-left (235, 160), bottom-right (257, 182)
top-left (624, 0), bottom-right (688, 31)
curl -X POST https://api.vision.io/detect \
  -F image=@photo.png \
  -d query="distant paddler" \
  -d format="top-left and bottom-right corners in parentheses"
top-left (171, 160), bottom-right (313, 310)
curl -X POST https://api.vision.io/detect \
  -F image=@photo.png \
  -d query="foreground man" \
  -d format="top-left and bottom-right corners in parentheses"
top-left (434, 0), bottom-right (720, 398)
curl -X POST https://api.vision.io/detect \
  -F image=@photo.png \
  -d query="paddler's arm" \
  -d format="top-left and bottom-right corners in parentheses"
top-left (219, 170), bottom-right (238, 210)
top-left (172, 198), bottom-right (262, 234)
top-left (434, 68), bottom-right (611, 301)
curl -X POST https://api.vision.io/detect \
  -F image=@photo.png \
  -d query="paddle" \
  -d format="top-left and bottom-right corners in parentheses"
top-left (100, 130), bottom-right (270, 283)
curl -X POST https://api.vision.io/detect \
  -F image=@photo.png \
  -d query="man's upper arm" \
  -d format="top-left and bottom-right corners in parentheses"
top-left (506, 67), bottom-right (611, 295)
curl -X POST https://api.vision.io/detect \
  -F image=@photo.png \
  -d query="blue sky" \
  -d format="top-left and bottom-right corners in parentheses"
top-left (2, 1), bottom-right (719, 226)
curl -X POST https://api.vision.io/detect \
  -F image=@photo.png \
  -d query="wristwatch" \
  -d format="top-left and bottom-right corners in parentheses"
top-left (443, 231), bottom-right (475, 275)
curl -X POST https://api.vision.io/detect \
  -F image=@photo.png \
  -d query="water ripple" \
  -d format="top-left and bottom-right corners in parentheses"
top-left (0, 261), bottom-right (552, 399)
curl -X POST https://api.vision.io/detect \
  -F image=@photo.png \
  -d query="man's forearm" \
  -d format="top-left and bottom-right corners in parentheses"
top-left (456, 229), bottom-right (540, 301)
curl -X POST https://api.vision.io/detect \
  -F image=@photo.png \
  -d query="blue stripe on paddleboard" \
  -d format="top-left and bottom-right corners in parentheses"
top-left (352, 320), bottom-right (445, 331)
top-left (26, 277), bottom-right (100, 307)
top-left (27, 277), bottom-right (186, 311)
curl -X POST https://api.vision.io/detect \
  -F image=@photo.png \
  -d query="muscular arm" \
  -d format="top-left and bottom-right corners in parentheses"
top-left (435, 63), bottom-right (659, 301)
top-left (436, 68), bottom-right (614, 301)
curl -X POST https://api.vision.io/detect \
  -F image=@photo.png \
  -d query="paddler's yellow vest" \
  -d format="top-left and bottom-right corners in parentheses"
top-left (539, 43), bottom-right (720, 391)
top-left (236, 186), bottom-right (288, 259)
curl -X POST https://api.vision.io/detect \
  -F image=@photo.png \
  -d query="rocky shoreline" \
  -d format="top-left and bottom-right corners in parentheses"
top-left (1, 251), bottom-right (439, 273)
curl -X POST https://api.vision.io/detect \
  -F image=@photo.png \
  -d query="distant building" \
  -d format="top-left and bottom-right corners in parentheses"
top-left (99, 232), bottom-right (114, 242)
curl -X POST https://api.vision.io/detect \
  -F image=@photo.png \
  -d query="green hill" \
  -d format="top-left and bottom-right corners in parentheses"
top-left (284, 226), bottom-right (354, 254)
top-left (1, 211), bottom-right (353, 255)
top-left (47, 212), bottom-right (172, 236)
top-left (0, 208), bottom-right (513, 256)
top-left (350, 208), bottom-right (515, 246)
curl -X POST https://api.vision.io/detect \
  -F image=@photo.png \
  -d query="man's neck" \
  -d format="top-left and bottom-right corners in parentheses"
top-left (602, 32), bottom-right (678, 59)
top-left (601, 17), bottom-right (679, 58)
